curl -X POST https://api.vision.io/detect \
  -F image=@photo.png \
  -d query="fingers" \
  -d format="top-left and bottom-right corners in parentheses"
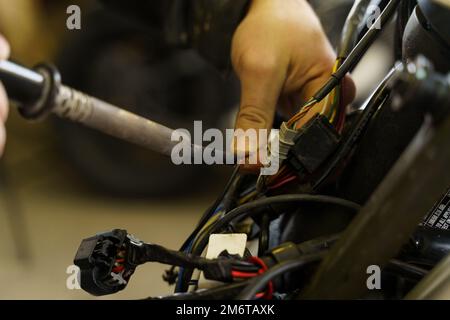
top-left (234, 53), bottom-right (286, 132)
top-left (0, 34), bottom-right (10, 60)
top-left (232, 50), bottom-right (287, 156)
top-left (231, 52), bottom-right (287, 173)
top-left (0, 81), bottom-right (9, 122)
top-left (0, 34), bottom-right (10, 157)
top-left (0, 34), bottom-right (10, 122)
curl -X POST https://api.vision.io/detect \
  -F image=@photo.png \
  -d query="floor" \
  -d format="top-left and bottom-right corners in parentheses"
top-left (0, 110), bottom-right (216, 299)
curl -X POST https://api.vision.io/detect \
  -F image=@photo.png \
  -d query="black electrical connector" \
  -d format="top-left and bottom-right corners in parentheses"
top-left (74, 229), bottom-right (254, 296)
top-left (74, 229), bottom-right (137, 296)
top-left (262, 234), bottom-right (340, 268)
top-left (288, 114), bottom-right (340, 178)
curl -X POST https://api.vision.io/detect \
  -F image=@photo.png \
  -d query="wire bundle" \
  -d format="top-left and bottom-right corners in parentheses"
top-left (168, 0), bottom-right (402, 298)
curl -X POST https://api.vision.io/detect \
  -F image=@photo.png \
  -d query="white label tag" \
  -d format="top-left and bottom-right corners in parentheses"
top-left (205, 233), bottom-right (248, 259)
top-left (195, 233), bottom-right (248, 290)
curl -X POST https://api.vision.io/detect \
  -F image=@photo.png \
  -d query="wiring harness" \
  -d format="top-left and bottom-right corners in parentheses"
top-left (74, 229), bottom-right (264, 296)
top-left (74, 229), bottom-right (343, 299)
top-left (72, 0), bottom-right (448, 300)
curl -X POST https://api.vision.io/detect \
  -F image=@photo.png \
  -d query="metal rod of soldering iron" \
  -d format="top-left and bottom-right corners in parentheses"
top-left (0, 60), bottom-right (233, 162)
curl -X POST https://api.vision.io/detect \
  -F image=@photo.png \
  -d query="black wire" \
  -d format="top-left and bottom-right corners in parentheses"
top-left (258, 213), bottom-right (270, 256)
top-left (352, 0), bottom-right (391, 66)
top-left (394, 0), bottom-right (416, 60)
top-left (177, 194), bottom-right (361, 292)
top-left (313, 0), bottom-right (401, 101)
top-left (141, 243), bottom-right (258, 274)
top-left (175, 0), bottom-right (400, 291)
top-left (233, 265), bottom-right (261, 273)
top-left (166, 165), bottom-right (240, 287)
top-left (236, 252), bottom-right (327, 300)
top-left (313, 67), bottom-right (396, 190)
top-left (222, 171), bottom-right (243, 213)
top-left (197, 194), bottom-right (361, 253)
top-left (386, 259), bottom-right (428, 280)
top-left (338, 0), bottom-right (374, 59)
top-left (179, 164), bottom-right (240, 252)
top-left (142, 243), bottom-right (213, 269)
top-left (150, 281), bottom-right (251, 300)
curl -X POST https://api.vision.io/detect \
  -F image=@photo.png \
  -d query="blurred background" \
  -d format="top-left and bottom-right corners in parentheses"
top-left (0, 0), bottom-right (238, 299)
top-left (0, 0), bottom-right (393, 299)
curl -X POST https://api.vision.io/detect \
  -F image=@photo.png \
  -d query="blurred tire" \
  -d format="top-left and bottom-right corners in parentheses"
top-left (54, 10), bottom-right (239, 197)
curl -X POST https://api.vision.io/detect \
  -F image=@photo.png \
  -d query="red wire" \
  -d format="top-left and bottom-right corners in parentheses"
top-left (112, 266), bottom-right (124, 273)
top-left (248, 256), bottom-right (274, 299)
top-left (268, 175), bottom-right (297, 190)
top-left (231, 271), bottom-right (259, 278)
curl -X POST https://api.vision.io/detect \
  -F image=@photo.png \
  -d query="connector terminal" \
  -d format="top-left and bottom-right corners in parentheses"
top-left (276, 121), bottom-right (298, 162)
top-left (74, 229), bottom-right (139, 296)
top-left (288, 114), bottom-right (340, 177)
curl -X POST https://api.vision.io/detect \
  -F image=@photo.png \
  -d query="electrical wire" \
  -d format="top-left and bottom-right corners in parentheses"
top-left (267, 175), bottom-right (297, 190)
top-left (179, 164), bottom-right (240, 252)
top-left (232, 263), bottom-right (261, 273)
top-left (231, 271), bottom-right (259, 278)
top-left (174, 194), bottom-right (361, 292)
top-left (286, 99), bottom-right (318, 128)
top-left (238, 190), bottom-right (258, 205)
top-left (258, 213), bottom-right (270, 256)
top-left (175, 212), bottom-right (222, 292)
top-left (192, 194), bottom-right (360, 258)
top-left (387, 259), bottom-right (428, 280)
top-left (202, 194), bottom-right (361, 242)
top-left (248, 256), bottom-right (273, 299)
top-left (175, 0), bottom-right (400, 293)
top-left (169, 165), bottom-right (240, 289)
top-left (338, 0), bottom-right (375, 59)
top-left (236, 251), bottom-right (327, 300)
top-left (284, 0), bottom-right (399, 132)
top-left (312, 0), bottom-right (401, 102)
top-left (312, 67), bottom-right (396, 190)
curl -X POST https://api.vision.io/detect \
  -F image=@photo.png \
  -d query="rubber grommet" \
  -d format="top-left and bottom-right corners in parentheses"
top-left (18, 63), bottom-right (62, 120)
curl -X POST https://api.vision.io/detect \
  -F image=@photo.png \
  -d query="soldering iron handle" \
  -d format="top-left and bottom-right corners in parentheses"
top-left (0, 59), bottom-right (233, 161)
top-left (0, 60), bottom-right (45, 106)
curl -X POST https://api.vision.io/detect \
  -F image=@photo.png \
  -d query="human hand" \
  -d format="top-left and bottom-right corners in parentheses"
top-left (0, 35), bottom-right (10, 156)
top-left (231, 0), bottom-right (355, 169)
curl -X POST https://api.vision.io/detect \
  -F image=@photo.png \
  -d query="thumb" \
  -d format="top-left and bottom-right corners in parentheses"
top-left (0, 35), bottom-right (10, 60)
top-left (233, 55), bottom-right (286, 155)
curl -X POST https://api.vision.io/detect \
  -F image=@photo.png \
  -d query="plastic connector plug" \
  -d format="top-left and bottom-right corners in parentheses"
top-left (277, 122), bottom-right (298, 163)
top-left (74, 229), bottom-right (142, 296)
top-left (288, 114), bottom-right (340, 177)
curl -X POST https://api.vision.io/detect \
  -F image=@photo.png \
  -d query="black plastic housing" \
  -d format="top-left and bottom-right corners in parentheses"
top-left (288, 114), bottom-right (341, 177)
top-left (74, 229), bottom-right (131, 296)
